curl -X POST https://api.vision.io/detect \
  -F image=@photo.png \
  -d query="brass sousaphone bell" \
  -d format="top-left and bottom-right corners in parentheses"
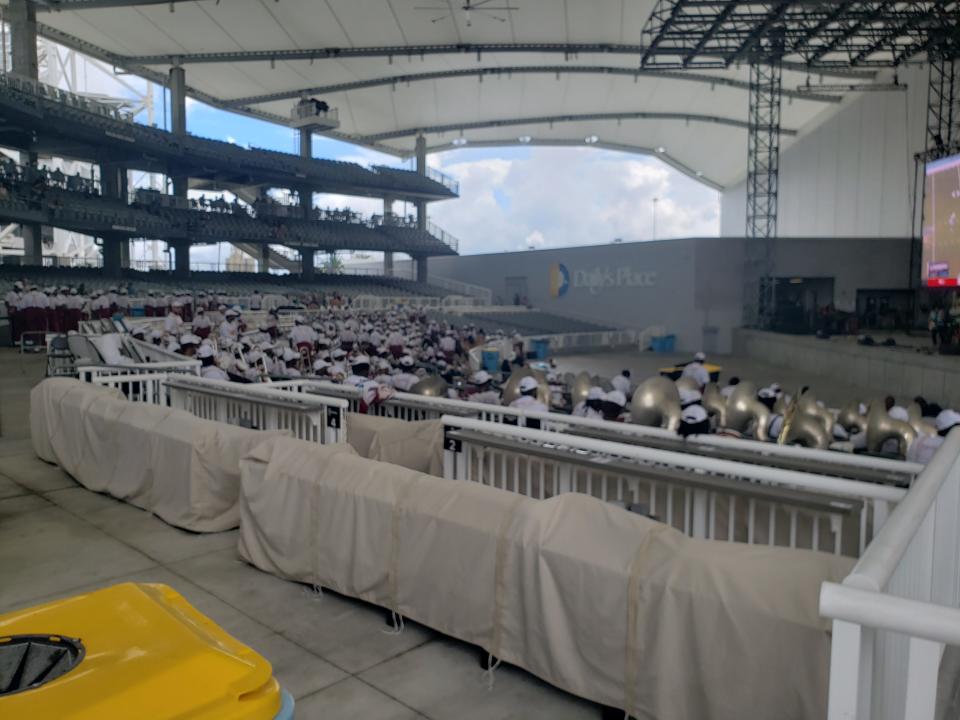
top-left (837, 401), bottom-right (866, 434)
top-left (723, 382), bottom-right (772, 441)
top-left (569, 371), bottom-right (592, 409)
top-left (409, 374), bottom-right (449, 397)
top-left (865, 401), bottom-right (917, 456)
top-left (701, 384), bottom-right (726, 426)
top-left (500, 368), bottom-right (551, 406)
top-left (907, 402), bottom-right (938, 437)
top-left (629, 376), bottom-right (682, 431)
top-left (778, 395), bottom-right (831, 449)
top-left (796, 392), bottom-right (834, 436)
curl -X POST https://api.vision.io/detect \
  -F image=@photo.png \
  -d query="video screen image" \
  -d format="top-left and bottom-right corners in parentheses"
top-left (922, 152), bottom-right (960, 287)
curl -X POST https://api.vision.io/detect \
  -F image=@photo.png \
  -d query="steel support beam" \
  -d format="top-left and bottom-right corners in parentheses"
top-left (416, 256), bottom-right (428, 285)
top-left (101, 233), bottom-right (123, 279)
top-left (383, 251), bottom-right (394, 277)
top-left (415, 134), bottom-right (427, 232)
top-left (222, 66), bottom-right (842, 109)
top-left (358, 110), bottom-right (798, 144)
top-left (743, 58), bottom-right (783, 329)
top-left (9, 0), bottom-right (38, 80)
top-left (171, 239), bottom-right (189, 279)
top-left (118, 42), bottom-right (892, 74)
top-left (300, 248), bottom-right (315, 280)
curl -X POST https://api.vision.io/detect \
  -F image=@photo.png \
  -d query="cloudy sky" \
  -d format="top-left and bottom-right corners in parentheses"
top-left (72, 57), bottom-right (719, 266)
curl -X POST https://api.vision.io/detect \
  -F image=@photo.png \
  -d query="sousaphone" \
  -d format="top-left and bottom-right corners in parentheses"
top-left (500, 367), bottom-right (550, 406)
top-left (797, 392), bottom-right (834, 436)
top-left (629, 376), bottom-right (682, 431)
top-left (865, 400), bottom-right (917, 456)
top-left (701, 383), bottom-right (726, 426)
top-left (723, 382), bottom-right (772, 441)
top-left (837, 401), bottom-right (866, 434)
top-left (569, 371), bottom-right (592, 409)
top-left (410, 374), bottom-right (449, 397)
top-left (778, 395), bottom-right (831, 449)
top-left (907, 402), bottom-right (938, 437)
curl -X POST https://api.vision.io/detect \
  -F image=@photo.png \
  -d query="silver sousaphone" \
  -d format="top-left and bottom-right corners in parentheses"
top-left (410, 374), bottom-right (449, 397)
top-left (723, 382), bottom-right (772, 441)
top-left (865, 400), bottom-right (917, 456)
top-left (629, 376), bottom-right (682, 431)
top-left (500, 367), bottom-right (551, 406)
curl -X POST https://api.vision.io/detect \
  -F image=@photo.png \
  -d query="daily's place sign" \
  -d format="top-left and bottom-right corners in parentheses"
top-left (551, 263), bottom-right (657, 297)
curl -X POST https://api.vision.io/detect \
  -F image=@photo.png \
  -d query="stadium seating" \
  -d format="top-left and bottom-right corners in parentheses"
top-left (429, 310), bottom-right (614, 336)
top-left (0, 72), bottom-right (456, 201)
top-left (0, 265), bottom-right (449, 301)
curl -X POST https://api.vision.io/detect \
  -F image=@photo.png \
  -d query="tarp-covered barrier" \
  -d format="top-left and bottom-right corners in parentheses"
top-left (346, 412), bottom-right (444, 475)
top-left (30, 378), bottom-right (282, 532)
top-left (239, 435), bottom-right (854, 719)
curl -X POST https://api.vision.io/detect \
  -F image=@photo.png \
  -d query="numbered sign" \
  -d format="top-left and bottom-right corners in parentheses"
top-left (444, 431), bottom-right (463, 454)
top-left (327, 406), bottom-right (341, 429)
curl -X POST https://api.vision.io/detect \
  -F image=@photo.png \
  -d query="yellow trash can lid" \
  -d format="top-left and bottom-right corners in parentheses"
top-left (0, 582), bottom-right (281, 720)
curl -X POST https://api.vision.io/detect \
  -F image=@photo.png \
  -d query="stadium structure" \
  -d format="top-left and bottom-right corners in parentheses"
top-left (2, 3), bottom-right (960, 720)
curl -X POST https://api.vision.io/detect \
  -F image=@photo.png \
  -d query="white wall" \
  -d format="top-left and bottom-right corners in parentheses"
top-left (721, 66), bottom-right (929, 238)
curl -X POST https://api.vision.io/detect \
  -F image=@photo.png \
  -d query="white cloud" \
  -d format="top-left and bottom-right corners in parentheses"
top-left (428, 147), bottom-right (719, 255)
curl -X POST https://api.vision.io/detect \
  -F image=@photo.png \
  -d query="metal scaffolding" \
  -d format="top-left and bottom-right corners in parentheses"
top-left (639, 1), bottom-right (960, 69)
top-left (744, 59), bottom-right (783, 329)
top-left (926, 55), bottom-right (960, 159)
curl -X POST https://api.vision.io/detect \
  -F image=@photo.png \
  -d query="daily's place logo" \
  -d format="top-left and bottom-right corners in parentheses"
top-left (551, 264), bottom-right (657, 296)
top-left (549, 263), bottom-right (570, 297)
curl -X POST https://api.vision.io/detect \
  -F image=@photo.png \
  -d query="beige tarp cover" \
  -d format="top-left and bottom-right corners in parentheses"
top-left (346, 412), bottom-right (444, 475)
top-left (30, 378), bottom-right (280, 532)
top-left (239, 435), bottom-right (854, 719)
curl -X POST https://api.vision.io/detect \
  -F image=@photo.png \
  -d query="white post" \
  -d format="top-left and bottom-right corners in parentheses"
top-left (903, 637), bottom-right (943, 720)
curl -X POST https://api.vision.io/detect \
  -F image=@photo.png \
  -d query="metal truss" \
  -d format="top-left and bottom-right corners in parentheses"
top-left (926, 55), bottom-right (960, 160)
top-left (224, 65), bottom-right (841, 108)
top-left (640, 1), bottom-right (960, 69)
top-left (357, 110), bottom-right (799, 143)
top-left (744, 59), bottom-right (783, 329)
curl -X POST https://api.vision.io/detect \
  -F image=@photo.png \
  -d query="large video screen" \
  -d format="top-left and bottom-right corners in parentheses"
top-left (922, 152), bottom-right (960, 287)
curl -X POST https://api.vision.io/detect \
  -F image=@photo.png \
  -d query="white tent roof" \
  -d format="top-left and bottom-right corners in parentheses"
top-left (36, 0), bottom-right (885, 189)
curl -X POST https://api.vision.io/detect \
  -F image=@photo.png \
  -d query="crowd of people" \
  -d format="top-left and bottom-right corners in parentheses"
top-left (7, 277), bottom-right (959, 464)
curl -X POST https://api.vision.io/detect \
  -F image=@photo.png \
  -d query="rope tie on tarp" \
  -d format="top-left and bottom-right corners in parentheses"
top-left (482, 494), bottom-right (525, 690)
top-left (382, 476), bottom-right (419, 636)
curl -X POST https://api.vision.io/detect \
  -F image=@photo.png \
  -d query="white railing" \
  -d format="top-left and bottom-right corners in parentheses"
top-left (269, 378), bottom-right (918, 485)
top-left (441, 416), bottom-right (905, 557)
top-left (77, 360), bottom-right (200, 384)
top-left (90, 370), bottom-right (170, 405)
top-left (165, 375), bottom-right (347, 444)
top-left (820, 430), bottom-right (960, 720)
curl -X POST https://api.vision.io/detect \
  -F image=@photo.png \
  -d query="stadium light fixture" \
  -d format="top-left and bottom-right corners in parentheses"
top-left (585, 135), bottom-right (599, 144)
top-left (656, 146), bottom-right (666, 153)
top-left (518, 135), bottom-right (532, 143)
top-left (452, 137), bottom-right (468, 146)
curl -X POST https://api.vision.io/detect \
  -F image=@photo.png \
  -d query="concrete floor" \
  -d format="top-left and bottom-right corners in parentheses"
top-left (0, 343), bottom-right (895, 718)
top-left (0, 348), bottom-right (599, 719)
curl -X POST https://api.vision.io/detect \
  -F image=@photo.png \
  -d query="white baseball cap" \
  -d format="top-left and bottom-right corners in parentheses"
top-left (179, 333), bottom-right (201, 346)
top-left (694, 351), bottom-right (706, 362)
top-left (197, 345), bottom-right (215, 359)
top-left (400, 355), bottom-right (415, 368)
top-left (679, 387), bottom-right (703, 405)
top-left (681, 404), bottom-right (708, 424)
top-left (518, 376), bottom-right (539, 393)
top-left (889, 406), bottom-right (909, 422)
top-left (936, 409), bottom-right (960, 433)
top-left (471, 370), bottom-right (492, 384)
top-left (351, 354), bottom-right (370, 366)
